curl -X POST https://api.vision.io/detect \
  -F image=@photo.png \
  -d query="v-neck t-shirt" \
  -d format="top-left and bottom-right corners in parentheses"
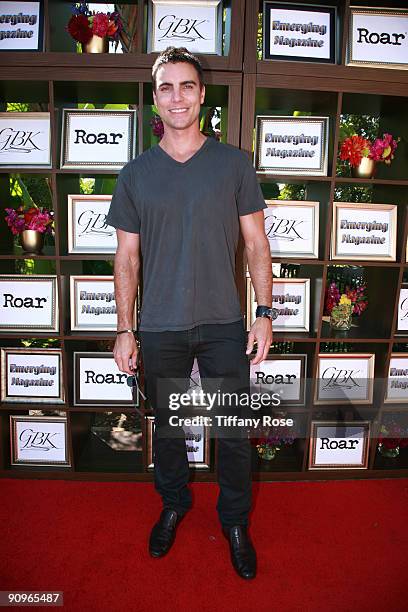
top-left (106, 137), bottom-right (267, 332)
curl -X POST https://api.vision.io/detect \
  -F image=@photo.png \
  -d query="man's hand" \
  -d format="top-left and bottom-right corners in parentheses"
top-left (113, 333), bottom-right (138, 375)
top-left (246, 318), bottom-right (272, 365)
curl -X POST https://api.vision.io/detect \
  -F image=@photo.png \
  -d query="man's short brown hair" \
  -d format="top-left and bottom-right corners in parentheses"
top-left (152, 46), bottom-right (204, 92)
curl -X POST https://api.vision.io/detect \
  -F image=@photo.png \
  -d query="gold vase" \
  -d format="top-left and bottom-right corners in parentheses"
top-left (81, 36), bottom-right (109, 53)
top-left (20, 230), bottom-right (44, 254)
top-left (351, 157), bottom-right (376, 179)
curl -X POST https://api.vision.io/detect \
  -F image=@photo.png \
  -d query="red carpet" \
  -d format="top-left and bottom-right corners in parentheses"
top-left (0, 478), bottom-right (407, 612)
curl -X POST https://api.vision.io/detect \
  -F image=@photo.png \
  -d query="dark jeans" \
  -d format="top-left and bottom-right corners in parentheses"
top-left (139, 319), bottom-right (252, 528)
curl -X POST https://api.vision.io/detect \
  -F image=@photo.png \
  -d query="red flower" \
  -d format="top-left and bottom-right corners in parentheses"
top-left (340, 135), bottom-right (371, 167)
top-left (106, 19), bottom-right (118, 38)
top-left (92, 13), bottom-right (109, 38)
top-left (67, 14), bottom-right (92, 44)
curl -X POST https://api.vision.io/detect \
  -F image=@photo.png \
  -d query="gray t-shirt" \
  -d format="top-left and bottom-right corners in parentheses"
top-left (106, 136), bottom-right (266, 331)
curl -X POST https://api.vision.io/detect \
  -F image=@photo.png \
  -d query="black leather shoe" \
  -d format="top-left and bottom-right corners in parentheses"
top-left (149, 509), bottom-right (181, 558)
top-left (222, 525), bottom-right (257, 579)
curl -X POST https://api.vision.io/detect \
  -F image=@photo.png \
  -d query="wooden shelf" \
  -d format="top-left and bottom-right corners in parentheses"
top-left (1, 0), bottom-right (408, 481)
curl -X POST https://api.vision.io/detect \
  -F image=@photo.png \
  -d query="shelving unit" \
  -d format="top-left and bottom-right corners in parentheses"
top-left (0, 0), bottom-right (407, 481)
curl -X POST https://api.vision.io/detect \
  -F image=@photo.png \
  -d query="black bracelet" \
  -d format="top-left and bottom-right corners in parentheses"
top-left (116, 329), bottom-right (137, 336)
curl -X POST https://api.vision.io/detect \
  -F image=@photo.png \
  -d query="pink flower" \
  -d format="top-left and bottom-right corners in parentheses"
top-left (369, 133), bottom-right (399, 164)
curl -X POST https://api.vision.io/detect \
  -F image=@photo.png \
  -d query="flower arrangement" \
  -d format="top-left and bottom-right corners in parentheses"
top-left (5, 205), bottom-right (53, 235)
top-left (325, 282), bottom-right (368, 317)
top-left (251, 424), bottom-right (295, 460)
top-left (67, 2), bottom-right (123, 46)
top-left (150, 114), bottom-right (165, 141)
top-left (340, 133), bottom-right (399, 168)
top-left (378, 417), bottom-right (408, 458)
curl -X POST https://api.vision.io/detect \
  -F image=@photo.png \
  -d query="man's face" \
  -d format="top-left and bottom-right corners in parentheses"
top-left (153, 62), bottom-right (205, 132)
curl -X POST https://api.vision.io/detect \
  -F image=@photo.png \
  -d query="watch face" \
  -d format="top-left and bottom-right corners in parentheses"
top-left (271, 308), bottom-right (279, 321)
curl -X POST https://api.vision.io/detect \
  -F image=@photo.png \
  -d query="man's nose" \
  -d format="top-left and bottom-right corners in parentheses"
top-left (171, 87), bottom-right (183, 103)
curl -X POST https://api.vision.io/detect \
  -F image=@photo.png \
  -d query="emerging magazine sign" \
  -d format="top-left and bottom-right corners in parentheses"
top-left (255, 116), bottom-right (329, 176)
top-left (263, 2), bottom-right (336, 63)
top-left (0, 1), bottom-right (43, 51)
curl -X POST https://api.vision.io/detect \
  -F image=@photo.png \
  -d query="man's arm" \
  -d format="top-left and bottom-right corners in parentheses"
top-left (240, 210), bottom-right (273, 365)
top-left (113, 229), bottom-right (141, 375)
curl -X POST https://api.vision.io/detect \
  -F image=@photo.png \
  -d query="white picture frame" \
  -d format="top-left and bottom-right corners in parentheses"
top-left (10, 415), bottom-right (71, 466)
top-left (246, 276), bottom-right (310, 332)
top-left (60, 109), bottom-right (137, 171)
top-left (73, 352), bottom-right (133, 406)
top-left (0, 1), bottom-right (44, 51)
top-left (250, 354), bottom-right (307, 405)
top-left (385, 353), bottom-right (408, 404)
top-left (396, 284), bottom-right (408, 334)
top-left (1, 347), bottom-right (65, 404)
top-left (146, 415), bottom-right (210, 469)
top-left (308, 421), bottom-right (370, 470)
top-left (315, 353), bottom-right (375, 405)
top-left (147, 0), bottom-right (223, 55)
top-left (262, 2), bottom-right (336, 64)
top-left (68, 194), bottom-right (117, 254)
top-left (0, 112), bottom-right (51, 167)
top-left (264, 200), bottom-right (319, 259)
top-left (70, 275), bottom-right (134, 332)
top-left (0, 275), bottom-right (58, 333)
top-left (254, 115), bottom-right (329, 176)
top-left (347, 7), bottom-right (408, 70)
top-left (331, 202), bottom-right (397, 262)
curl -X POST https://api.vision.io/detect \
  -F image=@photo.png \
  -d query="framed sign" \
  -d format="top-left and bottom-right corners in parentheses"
top-left (10, 415), bottom-right (71, 466)
top-left (146, 416), bottom-right (210, 469)
top-left (60, 109), bottom-right (137, 171)
top-left (385, 354), bottom-right (408, 404)
top-left (331, 202), bottom-right (397, 262)
top-left (263, 2), bottom-right (336, 63)
top-left (264, 200), bottom-right (319, 259)
top-left (70, 275), bottom-right (134, 332)
top-left (255, 116), bottom-right (329, 176)
top-left (247, 276), bottom-right (310, 332)
top-left (147, 0), bottom-right (222, 55)
top-left (396, 284), bottom-right (408, 334)
top-left (0, 1), bottom-right (44, 51)
top-left (0, 275), bottom-right (58, 333)
top-left (68, 194), bottom-right (117, 254)
top-left (308, 421), bottom-right (370, 470)
top-left (315, 353), bottom-right (375, 405)
top-left (0, 112), bottom-right (51, 167)
top-left (347, 7), bottom-right (408, 70)
top-left (1, 347), bottom-right (64, 404)
top-left (74, 352), bottom-right (133, 406)
top-left (250, 354), bottom-right (307, 405)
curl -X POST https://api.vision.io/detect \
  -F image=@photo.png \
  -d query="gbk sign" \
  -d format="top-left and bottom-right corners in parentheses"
top-left (10, 415), bottom-right (71, 466)
top-left (147, 0), bottom-right (223, 55)
top-left (0, 112), bottom-right (51, 167)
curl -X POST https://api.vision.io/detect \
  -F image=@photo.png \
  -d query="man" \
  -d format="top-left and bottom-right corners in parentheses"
top-left (107, 47), bottom-right (274, 580)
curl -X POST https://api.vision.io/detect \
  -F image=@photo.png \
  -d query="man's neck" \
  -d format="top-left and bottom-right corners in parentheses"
top-left (159, 128), bottom-right (208, 163)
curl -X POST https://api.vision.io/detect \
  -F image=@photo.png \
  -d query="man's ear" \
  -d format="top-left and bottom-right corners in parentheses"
top-left (200, 85), bottom-right (205, 105)
top-left (152, 89), bottom-right (157, 106)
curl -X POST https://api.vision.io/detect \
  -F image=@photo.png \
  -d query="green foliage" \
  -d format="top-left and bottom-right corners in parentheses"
top-left (257, 12), bottom-right (262, 60)
top-left (334, 185), bottom-right (373, 203)
top-left (278, 183), bottom-right (305, 201)
top-left (21, 338), bottom-right (60, 348)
